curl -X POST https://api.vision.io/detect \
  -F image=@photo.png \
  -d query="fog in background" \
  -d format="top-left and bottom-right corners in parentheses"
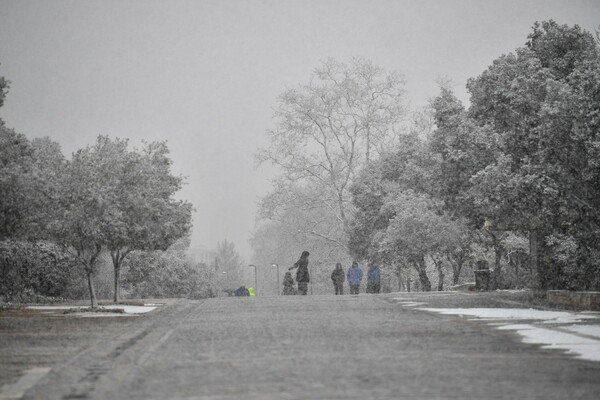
top-left (1, 0), bottom-right (598, 259)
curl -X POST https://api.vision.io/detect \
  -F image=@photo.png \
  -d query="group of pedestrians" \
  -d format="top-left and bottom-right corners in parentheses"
top-left (283, 250), bottom-right (381, 295)
top-left (233, 286), bottom-right (255, 296)
top-left (332, 260), bottom-right (380, 295)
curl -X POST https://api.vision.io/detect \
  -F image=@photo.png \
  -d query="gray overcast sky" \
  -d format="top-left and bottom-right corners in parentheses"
top-left (0, 0), bottom-right (598, 259)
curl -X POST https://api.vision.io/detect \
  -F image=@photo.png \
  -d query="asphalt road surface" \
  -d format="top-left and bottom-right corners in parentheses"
top-left (3, 293), bottom-right (600, 399)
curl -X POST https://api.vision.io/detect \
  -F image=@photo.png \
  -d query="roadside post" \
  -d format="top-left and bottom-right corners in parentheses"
top-left (272, 263), bottom-right (280, 295)
top-left (249, 264), bottom-right (258, 296)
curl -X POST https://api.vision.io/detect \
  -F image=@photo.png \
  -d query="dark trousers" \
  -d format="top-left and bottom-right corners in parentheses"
top-left (367, 282), bottom-right (381, 294)
top-left (333, 282), bottom-right (343, 295)
top-left (350, 285), bottom-right (360, 295)
top-left (298, 282), bottom-right (308, 295)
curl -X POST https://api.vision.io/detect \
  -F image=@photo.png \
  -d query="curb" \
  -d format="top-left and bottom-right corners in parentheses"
top-left (547, 290), bottom-right (600, 311)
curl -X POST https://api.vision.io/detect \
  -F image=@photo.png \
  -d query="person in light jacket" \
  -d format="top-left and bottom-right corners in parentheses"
top-left (346, 261), bottom-right (363, 295)
top-left (366, 262), bottom-right (381, 294)
top-left (331, 263), bottom-right (345, 295)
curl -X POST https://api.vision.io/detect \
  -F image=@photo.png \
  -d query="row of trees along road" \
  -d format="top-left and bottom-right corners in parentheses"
top-left (254, 21), bottom-right (600, 292)
top-left (0, 74), bottom-right (193, 306)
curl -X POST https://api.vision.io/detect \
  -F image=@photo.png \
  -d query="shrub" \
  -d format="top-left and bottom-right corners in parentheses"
top-left (0, 240), bottom-right (80, 302)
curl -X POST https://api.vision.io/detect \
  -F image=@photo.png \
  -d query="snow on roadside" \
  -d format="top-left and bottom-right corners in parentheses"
top-left (410, 306), bottom-right (600, 362)
top-left (497, 324), bottom-right (600, 362)
top-left (27, 304), bottom-right (157, 316)
top-left (419, 308), bottom-right (597, 324)
top-left (563, 324), bottom-right (600, 339)
top-left (395, 301), bottom-right (427, 307)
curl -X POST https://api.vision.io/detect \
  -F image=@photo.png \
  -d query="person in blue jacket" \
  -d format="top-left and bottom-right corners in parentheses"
top-left (367, 262), bottom-right (381, 294)
top-left (234, 286), bottom-right (250, 296)
top-left (346, 261), bottom-right (363, 295)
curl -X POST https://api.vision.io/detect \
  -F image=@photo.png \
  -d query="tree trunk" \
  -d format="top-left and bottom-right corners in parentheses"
top-left (365, 125), bottom-right (371, 165)
top-left (338, 191), bottom-right (350, 238)
top-left (395, 265), bottom-right (405, 291)
top-left (530, 229), bottom-right (561, 290)
top-left (87, 268), bottom-right (98, 308)
top-left (111, 249), bottom-right (125, 303)
top-left (113, 264), bottom-right (121, 303)
top-left (452, 262), bottom-right (462, 285)
top-left (397, 266), bottom-right (413, 292)
top-left (489, 232), bottom-right (503, 290)
top-left (432, 256), bottom-right (445, 291)
top-left (513, 254), bottom-right (519, 285)
top-left (449, 253), bottom-right (464, 285)
top-left (412, 257), bottom-right (431, 292)
top-left (111, 250), bottom-right (120, 303)
top-left (530, 229), bottom-right (545, 290)
top-left (493, 244), bottom-right (502, 290)
top-left (79, 244), bottom-right (101, 309)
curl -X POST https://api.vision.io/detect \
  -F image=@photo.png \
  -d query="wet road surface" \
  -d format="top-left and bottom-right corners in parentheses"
top-left (3, 293), bottom-right (600, 399)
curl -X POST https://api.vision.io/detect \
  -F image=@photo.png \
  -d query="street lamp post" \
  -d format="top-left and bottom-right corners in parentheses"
top-left (248, 264), bottom-right (257, 296)
top-left (272, 264), bottom-right (279, 295)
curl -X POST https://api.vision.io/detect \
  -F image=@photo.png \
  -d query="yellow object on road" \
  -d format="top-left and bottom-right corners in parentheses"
top-left (248, 287), bottom-right (255, 296)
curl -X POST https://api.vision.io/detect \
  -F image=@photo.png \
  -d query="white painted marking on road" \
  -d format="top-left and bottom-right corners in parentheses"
top-left (0, 367), bottom-right (51, 400)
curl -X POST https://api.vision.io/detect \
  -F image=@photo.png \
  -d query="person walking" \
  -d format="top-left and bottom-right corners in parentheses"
top-left (282, 271), bottom-right (297, 295)
top-left (346, 261), bottom-right (363, 295)
top-left (289, 251), bottom-right (310, 295)
top-left (331, 263), bottom-right (345, 295)
top-left (366, 262), bottom-right (381, 294)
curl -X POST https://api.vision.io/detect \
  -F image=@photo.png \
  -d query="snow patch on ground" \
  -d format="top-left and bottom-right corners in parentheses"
top-left (563, 325), bottom-right (600, 339)
top-left (396, 301), bottom-right (427, 307)
top-left (420, 308), bottom-right (597, 324)
top-left (27, 304), bottom-right (157, 316)
top-left (416, 307), bottom-right (600, 362)
top-left (497, 324), bottom-right (600, 362)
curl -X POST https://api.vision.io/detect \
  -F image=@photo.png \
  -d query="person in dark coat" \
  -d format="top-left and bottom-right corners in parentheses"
top-left (331, 263), bottom-right (345, 295)
top-left (282, 271), bottom-right (297, 295)
top-left (289, 250), bottom-right (310, 295)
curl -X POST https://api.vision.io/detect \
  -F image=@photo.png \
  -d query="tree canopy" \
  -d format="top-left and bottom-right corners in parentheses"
top-left (347, 20), bottom-right (600, 291)
top-left (256, 57), bottom-right (407, 245)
